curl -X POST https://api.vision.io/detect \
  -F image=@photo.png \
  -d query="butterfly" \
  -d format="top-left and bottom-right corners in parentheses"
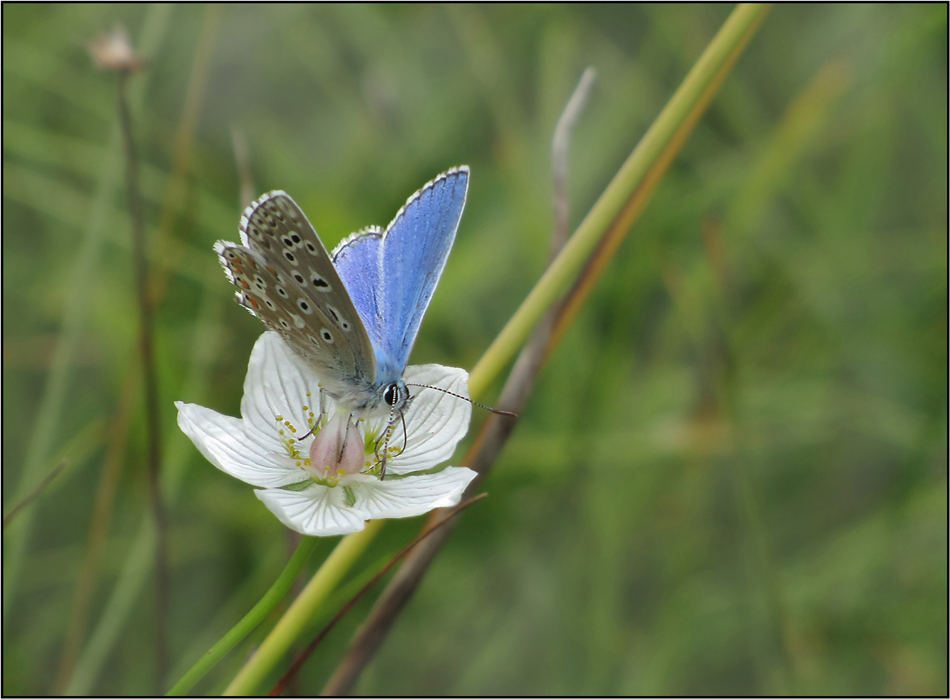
top-left (215, 166), bottom-right (469, 427)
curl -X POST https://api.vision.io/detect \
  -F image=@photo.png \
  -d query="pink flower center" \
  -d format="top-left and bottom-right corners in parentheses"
top-left (308, 411), bottom-right (365, 479)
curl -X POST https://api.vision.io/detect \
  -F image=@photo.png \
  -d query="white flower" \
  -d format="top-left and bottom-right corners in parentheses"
top-left (176, 332), bottom-right (476, 536)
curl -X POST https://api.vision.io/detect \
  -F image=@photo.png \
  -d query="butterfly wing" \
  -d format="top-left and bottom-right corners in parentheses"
top-left (376, 166), bottom-right (469, 381)
top-left (216, 191), bottom-right (378, 404)
top-left (331, 227), bottom-right (385, 377)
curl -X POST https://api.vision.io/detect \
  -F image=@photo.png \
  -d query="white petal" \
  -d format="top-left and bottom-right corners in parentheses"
top-left (240, 332), bottom-right (332, 451)
top-left (385, 365), bottom-right (472, 475)
top-left (176, 401), bottom-right (307, 488)
top-left (349, 466), bottom-right (478, 520)
top-left (256, 484), bottom-right (366, 536)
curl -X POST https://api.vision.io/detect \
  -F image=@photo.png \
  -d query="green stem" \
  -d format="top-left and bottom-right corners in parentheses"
top-left (468, 3), bottom-right (771, 401)
top-left (222, 520), bottom-right (383, 696)
top-left (166, 537), bottom-right (319, 696)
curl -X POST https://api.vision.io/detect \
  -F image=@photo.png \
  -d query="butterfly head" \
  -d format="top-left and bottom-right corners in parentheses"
top-left (329, 376), bottom-right (411, 420)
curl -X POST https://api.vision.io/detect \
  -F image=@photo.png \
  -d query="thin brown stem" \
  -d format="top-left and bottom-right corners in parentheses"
top-left (2, 459), bottom-right (67, 529)
top-left (552, 67), bottom-right (596, 255)
top-left (117, 70), bottom-right (169, 687)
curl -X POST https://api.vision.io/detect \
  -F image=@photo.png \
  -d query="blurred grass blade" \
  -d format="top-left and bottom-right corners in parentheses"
top-left (727, 58), bottom-right (853, 240)
top-left (2, 460), bottom-right (67, 529)
top-left (151, 3), bottom-right (223, 301)
top-left (55, 377), bottom-right (138, 691)
top-left (65, 279), bottom-right (226, 696)
top-left (2, 2), bottom-right (172, 620)
top-left (60, 290), bottom-right (224, 694)
top-left (64, 518), bottom-right (156, 695)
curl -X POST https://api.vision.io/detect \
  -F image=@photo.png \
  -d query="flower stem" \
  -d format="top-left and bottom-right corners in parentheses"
top-left (221, 520), bottom-right (384, 696)
top-left (165, 536), bottom-right (320, 696)
top-left (118, 63), bottom-right (172, 687)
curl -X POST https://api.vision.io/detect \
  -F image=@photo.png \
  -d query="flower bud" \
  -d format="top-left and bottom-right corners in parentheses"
top-left (88, 25), bottom-right (146, 73)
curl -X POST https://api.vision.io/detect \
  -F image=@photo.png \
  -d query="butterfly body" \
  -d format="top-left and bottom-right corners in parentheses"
top-left (215, 167), bottom-right (469, 421)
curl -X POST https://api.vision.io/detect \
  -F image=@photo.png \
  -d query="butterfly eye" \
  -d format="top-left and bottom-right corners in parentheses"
top-left (384, 384), bottom-right (399, 407)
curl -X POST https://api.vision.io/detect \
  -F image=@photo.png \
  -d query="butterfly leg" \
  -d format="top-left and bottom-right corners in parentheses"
top-left (376, 403), bottom-right (403, 480)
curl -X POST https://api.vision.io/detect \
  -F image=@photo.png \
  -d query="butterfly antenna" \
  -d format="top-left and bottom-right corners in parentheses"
top-left (405, 383), bottom-right (518, 417)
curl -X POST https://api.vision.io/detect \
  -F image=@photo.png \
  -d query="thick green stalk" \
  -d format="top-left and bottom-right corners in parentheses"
top-left (166, 537), bottom-right (319, 696)
top-left (222, 521), bottom-right (384, 696)
top-left (468, 3), bottom-right (771, 400)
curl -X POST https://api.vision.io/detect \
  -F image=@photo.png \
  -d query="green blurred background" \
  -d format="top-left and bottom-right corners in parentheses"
top-left (3, 4), bottom-right (946, 696)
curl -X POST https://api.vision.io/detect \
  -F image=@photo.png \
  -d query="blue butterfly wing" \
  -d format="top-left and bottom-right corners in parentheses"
top-left (378, 166), bottom-right (469, 381)
top-left (331, 228), bottom-right (386, 375)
